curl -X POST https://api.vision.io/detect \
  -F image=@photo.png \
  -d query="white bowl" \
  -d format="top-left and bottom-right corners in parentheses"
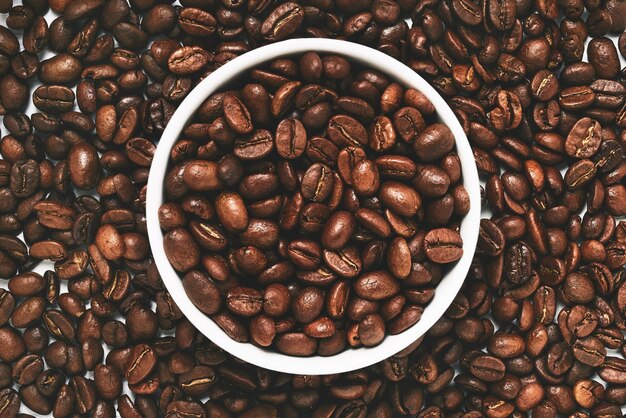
top-left (146, 38), bottom-right (480, 375)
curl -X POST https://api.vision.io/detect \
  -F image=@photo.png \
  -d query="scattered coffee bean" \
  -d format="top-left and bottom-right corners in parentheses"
top-left (0, 1), bottom-right (624, 416)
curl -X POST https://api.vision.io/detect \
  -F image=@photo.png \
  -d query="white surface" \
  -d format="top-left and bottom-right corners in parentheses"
top-left (146, 38), bottom-right (481, 375)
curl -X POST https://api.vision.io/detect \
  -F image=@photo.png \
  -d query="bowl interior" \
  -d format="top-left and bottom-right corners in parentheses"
top-left (146, 38), bottom-right (481, 375)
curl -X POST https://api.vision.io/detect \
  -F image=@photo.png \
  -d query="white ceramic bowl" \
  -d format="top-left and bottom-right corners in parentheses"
top-left (146, 38), bottom-right (480, 375)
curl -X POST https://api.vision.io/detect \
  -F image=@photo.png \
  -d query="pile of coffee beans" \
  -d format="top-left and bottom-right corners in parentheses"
top-left (0, 0), bottom-right (625, 416)
top-left (159, 52), bottom-right (469, 356)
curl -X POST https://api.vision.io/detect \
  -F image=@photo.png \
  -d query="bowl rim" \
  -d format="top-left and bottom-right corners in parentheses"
top-left (146, 38), bottom-right (481, 375)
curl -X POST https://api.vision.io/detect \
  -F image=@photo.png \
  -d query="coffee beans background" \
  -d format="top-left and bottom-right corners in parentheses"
top-left (0, 0), bottom-right (625, 417)
top-left (159, 53), bottom-right (469, 356)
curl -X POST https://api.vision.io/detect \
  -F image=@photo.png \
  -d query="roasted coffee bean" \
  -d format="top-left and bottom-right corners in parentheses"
top-left (39, 54), bottom-right (82, 85)
top-left (226, 287), bottom-right (263, 317)
top-left (289, 287), bottom-right (323, 325)
top-left (275, 118), bottom-right (307, 159)
top-left (125, 344), bottom-right (156, 385)
top-left (352, 160), bottom-right (380, 196)
top-left (301, 163), bottom-right (334, 202)
top-left (321, 211), bottom-right (356, 250)
top-left (565, 117), bottom-right (602, 158)
top-left (223, 94), bottom-right (253, 135)
top-left (469, 354), bottom-right (506, 382)
top-left (354, 271), bottom-right (400, 300)
top-left (378, 182), bottom-right (421, 217)
top-left (33, 85), bottom-right (75, 113)
top-left (394, 107), bottom-right (426, 142)
top-left (323, 246), bottom-right (362, 278)
top-left (215, 192), bottom-right (249, 233)
top-left (19, 383), bottom-right (52, 414)
top-left (287, 239), bottom-right (322, 270)
top-left (424, 228), bottom-right (464, 263)
top-left (261, 3), bottom-right (304, 42)
top-left (572, 336), bottom-right (606, 366)
top-left (262, 283), bottom-right (291, 318)
top-left (0, 326), bottom-right (26, 362)
top-left (588, 37), bottom-right (620, 79)
top-left (560, 86), bottom-right (596, 110)
top-left (94, 364), bottom-right (122, 401)
top-left (178, 7), bottom-right (216, 37)
top-left (328, 114), bottom-right (368, 148)
top-left (163, 228), bottom-right (199, 272)
top-left (10, 159), bottom-right (39, 198)
top-left (413, 124), bottom-right (455, 161)
top-left (0, 0), bottom-right (622, 414)
top-left (12, 354), bottom-right (43, 385)
top-left (599, 357), bottom-right (626, 384)
top-left (68, 143), bottom-right (100, 190)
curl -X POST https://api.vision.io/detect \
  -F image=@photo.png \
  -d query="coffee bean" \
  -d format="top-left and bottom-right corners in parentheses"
top-left (0, 388), bottom-right (20, 417)
top-left (0, 74), bottom-right (28, 111)
top-left (388, 305), bottom-right (423, 334)
top-left (488, 329), bottom-right (526, 358)
top-left (10, 159), bottom-right (39, 198)
top-left (275, 332), bottom-right (317, 356)
top-left (327, 114), bottom-right (368, 148)
top-left (301, 163), bottom-right (334, 202)
top-left (29, 240), bottom-right (67, 260)
top-left (223, 93), bottom-right (253, 135)
top-left (262, 283), bottom-right (291, 318)
top-left (12, 296), bottom-right (46, 328)
top-left (387, 237), bottom-right (412, 279)
top-left (599, 357), bottom-right (626, 384)
top-left (565, 117), bottom-right (602, 159)
top-left (323, 246), bottom-right (362, 278)
top-left (19, 383), bottom-right (52, 415)
top-left (292, 287), bottom-right (324, 324)
top-left (181, 161), bottom-right (222, 193)
top-left (125, 343), bottom-right (155, 385)
top-left (572, 336), bottom-right (606, 366)
top-left (234, 129), bottom-right (274, 161)
top-left (261, 2), bottom-right (304, 42)
top-left (163, 228), bottom-right (199, 272)
top-left (469, 354), bottom-right (506, 382)
top-left (215, 191), bottom-right (249, 233)
top-left (181, 271), bottom-right (221, 317)
top-left (0, 326), bottom-right (26, 362)
top-left (588, 37), bottom-right (620, 79)
top-left (354, 271), bottom-right (400, 300)
top-left (248, 314), bottom-right (275, 347)
top-left (33, 85), bottom-right (75, 113)
top-left (424, 228), bottom-right (464, 263)
top-left (559, 86), bottom-right (596, 110)
top-left (0, 290), bottom-right (15, 327)
top-left (285, 239), bottom-right (320, 271)
top-left (39, 54), bottom-right (82, 84)
top-left (275, 118), bottom-right (307, 159)
top-left (93, 364), bottom-right (122, 401)
top-left (351, 160), bottom-right (380, 196)
top-left (564, 159), bottom-right (596, 190)
top-left (69, 375), bottom-right (96, 414)
top-left (68, 143), bottom-right (100, 190)
top-left (321, 211), bottom-right (356, 250)
top-left (12, 354), bottom-right (43, 385)
top-left (2, 0), bottom-right (622, 412)
top-left (178, 7), bottom-right (217, 37)
top-left (226, 287), bottom-right (263, 317)
top-left (356, 314), bottom-right (385, 346)
top-left (378, 182), bottom-right (421, 217)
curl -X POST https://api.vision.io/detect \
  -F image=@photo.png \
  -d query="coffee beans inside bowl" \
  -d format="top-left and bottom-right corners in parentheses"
top-left (159, 51), bottom-right (470, 356)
